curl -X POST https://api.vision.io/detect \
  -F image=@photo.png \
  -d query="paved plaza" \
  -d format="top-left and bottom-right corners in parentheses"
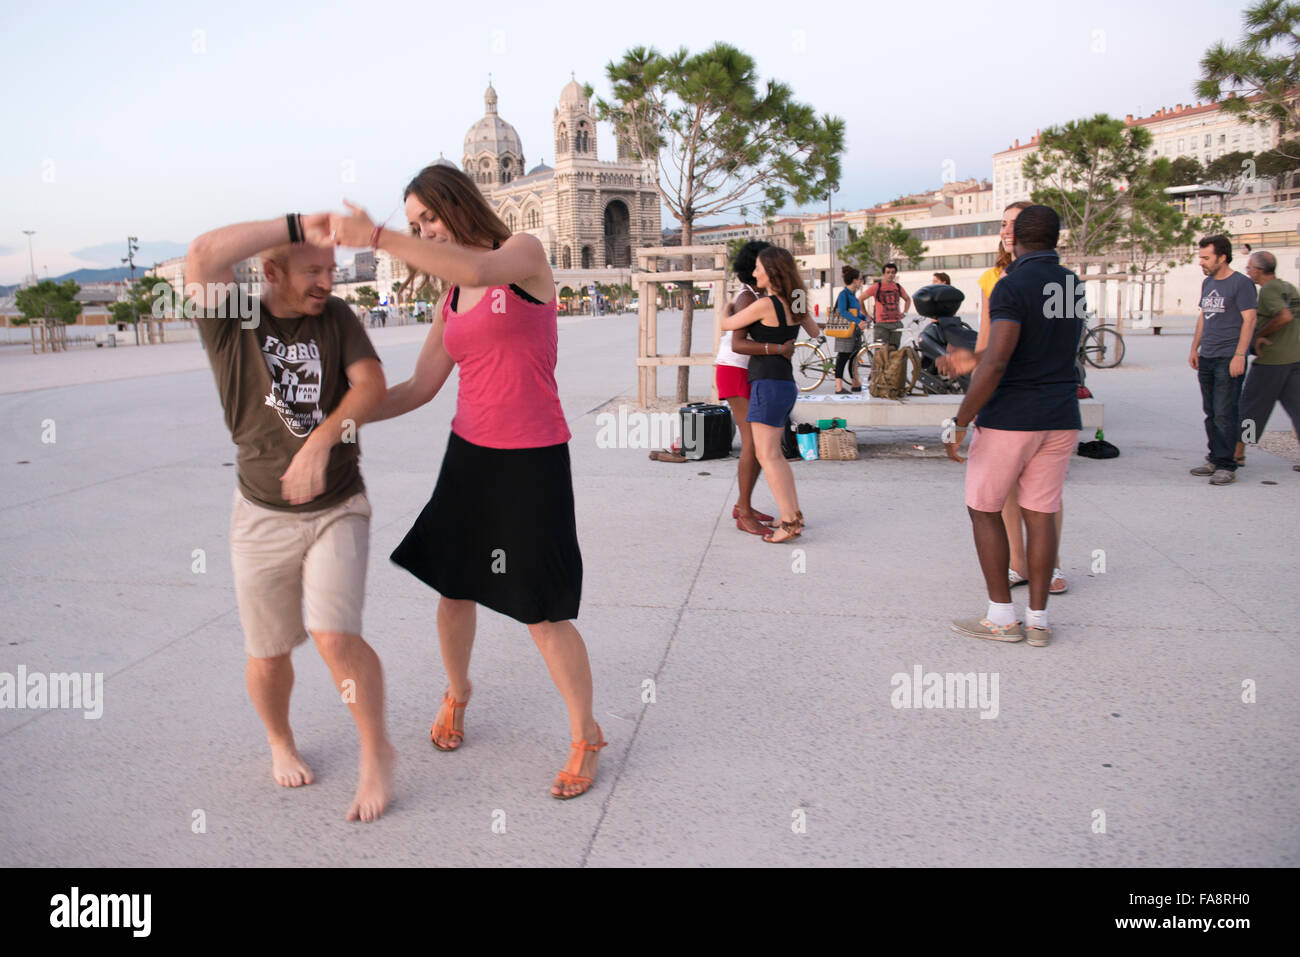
top-left (0, 313), bottom-right (1296, 867)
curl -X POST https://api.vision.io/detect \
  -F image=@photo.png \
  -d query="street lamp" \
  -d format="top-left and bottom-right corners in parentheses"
top-left (122, 236), bottom-right (141, 344)
top-left (826, 188), bottom-right (838, 288)
top-left (22, 230), bottom-right (37, 286)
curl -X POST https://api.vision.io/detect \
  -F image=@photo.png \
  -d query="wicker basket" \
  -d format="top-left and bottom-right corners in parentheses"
top-left (817, 428), bottom-right (859, 460)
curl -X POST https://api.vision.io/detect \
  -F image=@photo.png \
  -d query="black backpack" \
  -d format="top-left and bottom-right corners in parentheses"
top-left (781, 416), bottom-right (801, 460)
top-left (1077, 438), bottom-right (1119, 459)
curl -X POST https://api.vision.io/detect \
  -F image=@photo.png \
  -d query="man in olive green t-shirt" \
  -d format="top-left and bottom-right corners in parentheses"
top-left (1239, 251), bottom-right (1300, 470)
top-left (187, 212), bottom-right (394, 822)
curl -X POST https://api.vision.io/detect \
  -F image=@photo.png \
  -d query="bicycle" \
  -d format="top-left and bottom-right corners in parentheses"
top-left (793, 320), bottom-right (922, 395)
top-left (792, 332), bottom-right (870, 392)
top-left (1078, 322), bottom-right (1125, 369)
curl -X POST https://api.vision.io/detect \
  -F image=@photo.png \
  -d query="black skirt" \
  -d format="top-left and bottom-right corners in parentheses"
top-left (391, 430), bottom-right (583, 624)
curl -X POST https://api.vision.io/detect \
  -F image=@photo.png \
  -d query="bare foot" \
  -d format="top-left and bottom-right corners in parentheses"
top-left (551, 726), bottom-right (606, 799)
top-left (347, 741), bottom-right (396, 823)
top-left (269, 736), bottom-right (314, 788)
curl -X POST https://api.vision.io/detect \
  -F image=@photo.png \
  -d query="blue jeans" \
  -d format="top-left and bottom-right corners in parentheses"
top-left (1198, 355), bottom-right (1243, 471)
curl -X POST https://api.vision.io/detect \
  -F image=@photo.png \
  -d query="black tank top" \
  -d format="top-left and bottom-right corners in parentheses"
top-left (745, 296), bottom-right (798, 382)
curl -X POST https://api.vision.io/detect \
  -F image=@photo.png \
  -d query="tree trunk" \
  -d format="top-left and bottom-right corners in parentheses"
top-left (676, 221), bottom-right (694, 402)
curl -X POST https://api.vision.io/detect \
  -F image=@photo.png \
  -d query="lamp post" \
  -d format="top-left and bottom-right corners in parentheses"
top-left (22, 230), bottom-right (37, 286)
top-left (827, 189), bottom-right (835, 284)
top-left (122, 236), bottom-right (140, 344)
top-left (825, 187), bottom-right (839, 305)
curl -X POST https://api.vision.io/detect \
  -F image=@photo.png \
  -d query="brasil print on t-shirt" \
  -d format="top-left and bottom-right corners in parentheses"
top-left (1198, 271), bottom-right (1257, 359)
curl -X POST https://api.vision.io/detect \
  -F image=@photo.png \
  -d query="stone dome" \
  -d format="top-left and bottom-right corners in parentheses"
top-left (463, 83), bottom-right (523, 158)
top-left (434, 153), bottom-right (457, 168)
top-left (559, 75), bottom-right (587, 107)
top-left (527, 160), bottom-right (553, 176)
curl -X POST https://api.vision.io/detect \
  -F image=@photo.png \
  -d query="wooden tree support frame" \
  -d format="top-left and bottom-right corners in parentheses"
top-left (1067, 256), bottom-right (1168, 331)
top-left (29, 318), bottom-right (68, 354)
top-left (141, 318), bottom-right (165, 344)
top-left (634, 245), bottom-right (728, 407)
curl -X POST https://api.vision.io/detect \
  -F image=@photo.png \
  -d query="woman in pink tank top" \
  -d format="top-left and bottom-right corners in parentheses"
top-left (330, 164), bottom-right (605, 800)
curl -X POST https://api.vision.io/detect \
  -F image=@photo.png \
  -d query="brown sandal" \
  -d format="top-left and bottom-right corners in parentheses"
top-left (551, 725), bottom-right (608, 799)
top-left (430, 690), bottom-right (469, 751)
top-left (763, 518), bottom-right (803, 544)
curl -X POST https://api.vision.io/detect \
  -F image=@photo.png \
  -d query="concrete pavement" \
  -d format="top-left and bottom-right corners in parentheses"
top-left (0, 313), bottom-right (1296, 866)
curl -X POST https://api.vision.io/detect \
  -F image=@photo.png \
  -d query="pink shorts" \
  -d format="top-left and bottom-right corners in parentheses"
top-left (964, 426), bottom-right (1078, 513)
top-left (716, 364), bottom-right (750, 400)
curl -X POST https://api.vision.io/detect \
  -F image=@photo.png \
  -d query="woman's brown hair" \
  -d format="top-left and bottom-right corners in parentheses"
top-left (841, 264), bottom-right (861, 285)
top-left (400, 164), bottom-right (512, 298)
top-left (758, 246), bottom-right (810, 319)
top-left (994, 200), bottom-right (1033, 272)
top-left (405, 164), bottom-right (510, 247)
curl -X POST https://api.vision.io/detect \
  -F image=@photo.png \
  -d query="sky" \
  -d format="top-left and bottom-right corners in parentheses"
top-left (0, 0), bottom-right (1254, 284)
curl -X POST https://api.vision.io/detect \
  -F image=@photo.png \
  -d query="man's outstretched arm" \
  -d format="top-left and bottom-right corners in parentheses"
top-left (187, 214), bottom-right (332, 289)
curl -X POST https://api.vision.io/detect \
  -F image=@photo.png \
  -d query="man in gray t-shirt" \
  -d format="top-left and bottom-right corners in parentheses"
top-left (1189, 235), bottom-right (1257, 483)
top-left (1197, 269), bottom-right (1257, 358)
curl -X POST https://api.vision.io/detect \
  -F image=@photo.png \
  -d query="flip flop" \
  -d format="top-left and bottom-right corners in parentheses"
top-left (1050, 568), bottom-right (1068, 594)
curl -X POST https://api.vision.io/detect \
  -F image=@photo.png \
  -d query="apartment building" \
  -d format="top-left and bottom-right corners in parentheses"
top-left (993, 99), bottom-right (1282, 210)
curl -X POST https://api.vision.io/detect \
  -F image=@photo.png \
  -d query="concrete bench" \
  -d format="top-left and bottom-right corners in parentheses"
top-left (1143, 318), bottom-right (1195, 335)
top-left (792, 394), bottom-right (1104, 429)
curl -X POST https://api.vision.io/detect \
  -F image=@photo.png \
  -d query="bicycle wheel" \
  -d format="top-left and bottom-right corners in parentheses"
top-left (852, 345), bottom-right (874, 388)
top-left (793, 341), bottom-right (828, 392)
top-left (1082, 325), bottom-right (1125, 369)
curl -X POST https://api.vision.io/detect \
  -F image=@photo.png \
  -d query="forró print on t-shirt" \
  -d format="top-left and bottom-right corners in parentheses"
top-left (261, 334), bottom-right (324, 437)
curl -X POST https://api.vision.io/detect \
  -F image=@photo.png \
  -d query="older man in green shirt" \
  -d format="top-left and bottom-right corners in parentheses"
top-left (1238, 250), bottom-right (1300, 471)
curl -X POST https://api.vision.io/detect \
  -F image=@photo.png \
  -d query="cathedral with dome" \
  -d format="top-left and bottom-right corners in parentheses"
top-left (453, 77), bottom-right (662, 275)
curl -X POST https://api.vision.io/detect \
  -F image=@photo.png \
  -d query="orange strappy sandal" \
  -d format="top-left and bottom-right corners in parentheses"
top-left (430, 690), bottom-right (469, 752)
top-left (551, 725), bottom-right (608, 800)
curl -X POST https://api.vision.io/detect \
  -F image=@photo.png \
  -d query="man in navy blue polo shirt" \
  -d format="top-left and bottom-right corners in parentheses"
top-left (943, 205), bottom-right (1083, 647)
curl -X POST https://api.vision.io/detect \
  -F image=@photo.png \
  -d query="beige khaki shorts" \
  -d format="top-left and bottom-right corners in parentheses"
top-left (229, 488), bottom-right (371, 658)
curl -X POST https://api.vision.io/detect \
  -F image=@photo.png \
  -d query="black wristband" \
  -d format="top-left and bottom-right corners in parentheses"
top-left (286, 213), bottom-right (302, 244)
